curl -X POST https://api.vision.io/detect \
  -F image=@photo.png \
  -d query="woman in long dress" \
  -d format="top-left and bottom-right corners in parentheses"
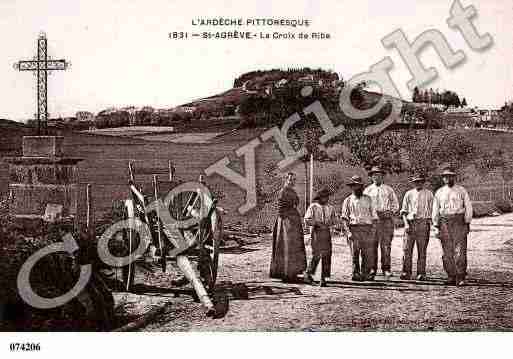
top-left (270, 172), bottom-right (307, 283)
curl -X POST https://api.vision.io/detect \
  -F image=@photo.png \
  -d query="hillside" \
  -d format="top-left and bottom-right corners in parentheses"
top-left (35, 68), bottom-right (416, 132)
top-left (233, 67), bottom-right (339, 89)
top-left (180, 72), bottom-right (411, 132)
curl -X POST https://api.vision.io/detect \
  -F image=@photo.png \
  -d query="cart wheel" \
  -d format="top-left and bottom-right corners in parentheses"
top-left (199, 210), bottom-right (222, 291)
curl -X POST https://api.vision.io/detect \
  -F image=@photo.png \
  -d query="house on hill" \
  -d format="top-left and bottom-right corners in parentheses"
top-left (476, 109), bottom-right (501, 127)
top-left (177, 106), bottom-right (197, 113)
top-left (275, 79), bottom-right (288, 88)
top-left (298, 74), bottom-right (316, 85)
top-left (446, 105), bottom-right (477, 114)
top-left (76, 111), bottom-right (94, 122)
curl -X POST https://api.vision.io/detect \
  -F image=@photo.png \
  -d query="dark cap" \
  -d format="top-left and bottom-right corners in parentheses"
top-left (368, 166), bottom-right (385, 175)
top-left (313, 187), bottom-right (331, 200)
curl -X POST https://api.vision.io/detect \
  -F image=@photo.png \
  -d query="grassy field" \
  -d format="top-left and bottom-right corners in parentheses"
top-left (2, 124), bottom-right (513, 229)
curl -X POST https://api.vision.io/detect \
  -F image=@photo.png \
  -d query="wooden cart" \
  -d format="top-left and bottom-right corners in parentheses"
top-left (121, 161), bottom-right (222, 316)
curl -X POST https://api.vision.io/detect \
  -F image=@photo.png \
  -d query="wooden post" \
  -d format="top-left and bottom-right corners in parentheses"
top-left (153, 175), bottom-right (166, 272)
top-left (125, 199), bottom-right (135, 292)
top-left (86, 184), bottom-right (94, 237)
top-left (304, 162), bottom-right (308, 214)
top-left (168, 160), bottom-right (175, 182)
top-left (309, 153), bottom-right (314, 205)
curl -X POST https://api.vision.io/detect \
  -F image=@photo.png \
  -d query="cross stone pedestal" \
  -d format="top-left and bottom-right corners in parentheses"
top-left (5, 136), bottom-right (83, 230)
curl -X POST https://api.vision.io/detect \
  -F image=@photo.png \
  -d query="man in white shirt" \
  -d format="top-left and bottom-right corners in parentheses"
top-left (400, 174), bottom-right (434, 281)
top-left (341, 175), bottom-right (379, 281)
top-left (304, 188), bottom-right (337, 287)
top-left (432, 168), bottom-right (473, 286)
top-left (363, 166), bottom-right (399, 280)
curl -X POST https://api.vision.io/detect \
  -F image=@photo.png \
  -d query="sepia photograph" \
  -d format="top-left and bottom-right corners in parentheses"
top-left (0, 0), bottom-right (512, 355)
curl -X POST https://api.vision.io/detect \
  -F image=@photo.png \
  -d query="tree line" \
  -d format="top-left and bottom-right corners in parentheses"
top-left (233, 67), bottom-right (339, 88)
top-left (412, 87), bottom-right (468, 108)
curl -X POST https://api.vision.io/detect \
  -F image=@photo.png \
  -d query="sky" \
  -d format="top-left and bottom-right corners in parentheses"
top-left (0, 0), bottom-right (511, 122)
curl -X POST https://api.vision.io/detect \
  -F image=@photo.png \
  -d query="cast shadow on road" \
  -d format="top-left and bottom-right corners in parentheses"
top-left (462, 278), bottom-right (513, 288)
top-left (115, 281), bottom-right (313, 319)
top-left (326, 280), bottom-right (427, 292)
top-left (123, 283), bottom-right (201, 299)
top-left (119, 283), bottom-right (232, 319)
top-left (219, 247), bottom-right (261, 254)
top-left (216, 281), bottom-right (316, 301)
top-left (420, 277), bottom-right (513, 288)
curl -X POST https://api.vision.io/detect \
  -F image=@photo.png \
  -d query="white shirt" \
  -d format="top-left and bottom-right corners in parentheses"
top-left (364, 183), bottom-right (399, 214)
top-left (401, 188), bottom-right (434, 220)
top-left (432, 184), bottom-right (473, 224)
top-left (341, 194), bottom-right (378, 225)
top-left (304, 202), bottom-right (337, 227)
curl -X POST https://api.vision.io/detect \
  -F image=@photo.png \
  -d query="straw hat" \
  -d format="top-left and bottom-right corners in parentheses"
top-left (410, 173), bottom-right (426, 182)
top-left (346, 175), bottom-right (364, 186)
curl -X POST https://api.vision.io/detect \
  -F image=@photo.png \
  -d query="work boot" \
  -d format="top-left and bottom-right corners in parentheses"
top-left (367, 269), bottom-right (376, 280)
top-left (352, 273), bottom-right (362, 282)
top-left (416, 274), bottom-right (426, 281)
top-left (365, 272), bottom-right (375, 281)
top-left (384, 271), bottom-right (392, 280)
top-left (303, 272), bottom-right (314, 284)
top-left (445, 277), bottom-right (456, 285)
top-left (400, 273), bottom-right (410, 280)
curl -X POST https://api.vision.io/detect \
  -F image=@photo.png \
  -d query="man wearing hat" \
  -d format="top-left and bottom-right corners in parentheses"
top-left (400, 173), bottom-right (434, 280)
top-left (341, 175), bottom-right (379, 281)
top-left (363, 166), bottom-right (399, 280)
top-left (432, 168), bottom-right (473, 286)
top-left (303, 187), bottom-right (337, 287)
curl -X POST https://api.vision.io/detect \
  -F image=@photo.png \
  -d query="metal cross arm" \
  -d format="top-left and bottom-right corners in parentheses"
top-left (14, 59), bottom-right (69, 71)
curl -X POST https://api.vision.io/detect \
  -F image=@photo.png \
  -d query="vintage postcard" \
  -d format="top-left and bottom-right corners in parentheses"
top-left (0, 0), bottom-right (512, 354)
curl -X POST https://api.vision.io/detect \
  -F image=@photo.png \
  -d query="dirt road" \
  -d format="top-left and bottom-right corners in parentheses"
top-left (114, 213), bottom-right (513, 331)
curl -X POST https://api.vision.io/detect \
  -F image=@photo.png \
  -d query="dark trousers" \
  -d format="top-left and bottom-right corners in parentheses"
top-left (373, 218), bottom-right (394, 272)
top-left (306, 227), bottom-right (332, 278)
top-left (349, 225), bottom-right (376, 277)
top-left (306, 254), bottom-right (332, 278)
top-left (439, 214), bottom-right (469, 280)
top-left (402, 219), bottom-right (430, 276)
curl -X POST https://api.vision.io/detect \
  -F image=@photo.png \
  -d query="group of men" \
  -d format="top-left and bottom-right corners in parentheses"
top-left (303, 166), bottom-right (473, 287)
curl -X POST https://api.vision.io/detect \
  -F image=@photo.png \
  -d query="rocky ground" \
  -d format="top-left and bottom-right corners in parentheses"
top-left (113, 213), bottom-right (513, 331)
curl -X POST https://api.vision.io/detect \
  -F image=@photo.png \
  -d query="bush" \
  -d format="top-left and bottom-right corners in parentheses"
top-left (0, 218), bottom-right (115, 331)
